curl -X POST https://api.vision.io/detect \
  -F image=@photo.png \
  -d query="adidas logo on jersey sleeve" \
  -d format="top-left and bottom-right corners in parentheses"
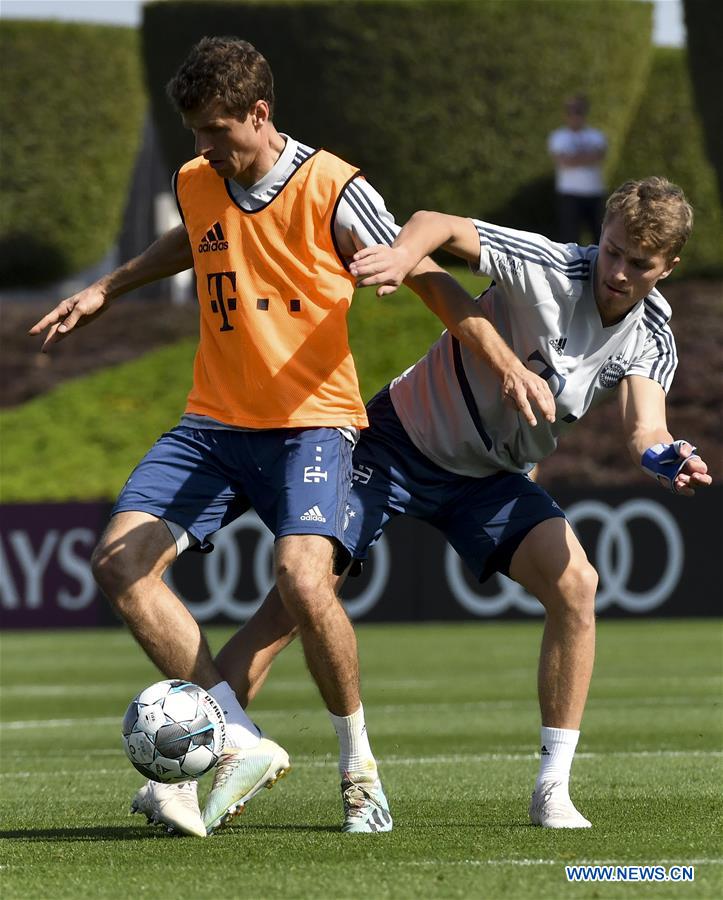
top-left (198, 222), bottom-right (229, 252)
top-left (549, 336), bottom-right (568, 355)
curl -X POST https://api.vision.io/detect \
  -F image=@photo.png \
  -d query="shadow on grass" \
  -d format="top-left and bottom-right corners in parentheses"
top-left (0, 820), bottom-right (535, 841)
top-left (0, 826), bottom-right (170, 841)
top-left (0, 823), bottom-right (341, 841)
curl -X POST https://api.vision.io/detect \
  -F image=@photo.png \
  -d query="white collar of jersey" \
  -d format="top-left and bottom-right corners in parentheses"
top-left (250, 133), bottom-right (298, 195)
top-left (226, 134), bottom-right (299, 203)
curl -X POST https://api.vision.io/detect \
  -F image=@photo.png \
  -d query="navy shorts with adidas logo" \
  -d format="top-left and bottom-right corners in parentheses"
top-left (342, 388), bottom-right (566, 582)
top-left (112, 424), bottom-right (354, 551)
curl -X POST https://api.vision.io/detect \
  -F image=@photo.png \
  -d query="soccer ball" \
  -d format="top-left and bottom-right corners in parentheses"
top-left (122, 680), bottom-right (226, 783)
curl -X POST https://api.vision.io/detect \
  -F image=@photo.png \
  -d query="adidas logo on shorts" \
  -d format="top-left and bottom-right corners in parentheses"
top-left (300, 505), bottom-right (327, 523)
top-left (198, 222), bottom-right (229, 253)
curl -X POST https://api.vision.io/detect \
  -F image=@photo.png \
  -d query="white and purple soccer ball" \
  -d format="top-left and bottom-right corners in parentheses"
top-left (122, 680), bottom-right (226, 783)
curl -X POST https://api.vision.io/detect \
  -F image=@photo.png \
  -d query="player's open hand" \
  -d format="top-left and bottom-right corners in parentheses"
top-left (28, 282), bottom-right (109, 352)
top-left (501, 364), bottom-right (556, 427)
top-left (350, 245), bottom-right (413, 296)
top-left (673, 444), bottom-right (712, 497)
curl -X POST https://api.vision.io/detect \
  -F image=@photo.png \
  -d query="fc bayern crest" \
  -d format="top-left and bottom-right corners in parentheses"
top-left (599, 360), bottom-right (626, 389)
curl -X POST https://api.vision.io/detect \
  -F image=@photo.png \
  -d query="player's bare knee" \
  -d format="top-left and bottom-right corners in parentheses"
top-left (276, 565), bottom-right (334, 621)
top-left (562, 561), bottom-right (597, 624)
top-left (91, 539), bottom-right (166, 608)
top-left (543, 560), bottom-right (598, 625)
top-left (91, 538), bottom-right (126, 597)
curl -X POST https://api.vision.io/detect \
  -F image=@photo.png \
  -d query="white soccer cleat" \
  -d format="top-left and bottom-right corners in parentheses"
top-left (202, 738), bottom-right (291, 834)
top-left (130, 780), bottom-right (206, 838)
top-left (341, 771), bottom-right (393, 833)
top-left (529, 780), bottom-right (592, 828)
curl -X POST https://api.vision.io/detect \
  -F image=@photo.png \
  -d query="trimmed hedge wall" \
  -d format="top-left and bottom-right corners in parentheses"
top-left (611, 48), bottom-right (722, 279)
top-left (142, 0), bottom-right (652, 233)
top-left (0, 22), bottom-right (146, 286)
top-left (683, 0), bottom-right (723, 205)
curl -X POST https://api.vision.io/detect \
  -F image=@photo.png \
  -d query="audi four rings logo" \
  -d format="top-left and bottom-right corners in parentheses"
top-left (446, 499), bottom-right (684, 617)
top-left (167, 499), bottom-right (683, 622)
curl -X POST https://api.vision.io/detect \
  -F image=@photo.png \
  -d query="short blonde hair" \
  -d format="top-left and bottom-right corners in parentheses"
top-left (604, 177), bottom-right (693, 261)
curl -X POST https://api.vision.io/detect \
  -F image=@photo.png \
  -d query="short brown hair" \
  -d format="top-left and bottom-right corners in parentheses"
top-left (604, 177), bottom-right (693, 261)
top-left (167, 36), bottom-right (274, 119)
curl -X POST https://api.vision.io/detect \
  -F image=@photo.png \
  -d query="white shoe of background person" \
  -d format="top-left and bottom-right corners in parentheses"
top-left (131, 780), bottom-right (205, 837)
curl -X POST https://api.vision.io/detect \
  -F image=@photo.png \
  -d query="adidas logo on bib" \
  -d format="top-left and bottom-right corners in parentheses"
top-left (198, 222), bottom-right (229, 253)
top-left (300, 505), bottom-right (327, 523)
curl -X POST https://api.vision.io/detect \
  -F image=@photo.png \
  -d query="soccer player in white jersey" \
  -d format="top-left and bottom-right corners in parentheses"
top-left (30, 38), bottom-right (553, 837)
top-left (214, 177), bottom-right (711, 829)
top-left (345, 176), bottom-right (712, 826)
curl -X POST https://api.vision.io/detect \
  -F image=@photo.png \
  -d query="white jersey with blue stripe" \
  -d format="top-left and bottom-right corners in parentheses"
top-left (389, 220), bottom-right (678, 478)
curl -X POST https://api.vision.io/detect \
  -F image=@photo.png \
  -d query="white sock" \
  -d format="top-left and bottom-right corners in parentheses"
top-left (208, 681), bottom-right (261, 750)
top-left (329, 704), bottom-right (376, 777)
top-left (535, 726), bottom-right (580, 792)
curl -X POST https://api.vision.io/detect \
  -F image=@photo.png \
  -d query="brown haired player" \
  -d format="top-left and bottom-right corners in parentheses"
top-left (30, 37), bottom-right (554, 837)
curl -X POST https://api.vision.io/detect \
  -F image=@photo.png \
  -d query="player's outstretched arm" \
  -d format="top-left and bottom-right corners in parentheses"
top-left (350, 211), bottom-right (480, 296)
top-left (406, 263), bottom-right (556, 427)
top-left (619, 375), bottom-right (712, 497)
top-left (28, 225), bottom-right (193, 352)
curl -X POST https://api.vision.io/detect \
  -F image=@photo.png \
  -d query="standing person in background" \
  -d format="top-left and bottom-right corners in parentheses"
top-left (548, 94), bottom-right (607, 243)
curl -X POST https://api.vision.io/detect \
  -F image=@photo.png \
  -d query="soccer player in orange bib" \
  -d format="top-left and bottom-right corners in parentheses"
top-left (30, 37), bottom-right (554, 836)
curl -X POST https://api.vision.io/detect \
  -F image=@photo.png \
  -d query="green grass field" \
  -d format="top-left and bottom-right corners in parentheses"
top-left (1, 620), bottom-right (721, 899)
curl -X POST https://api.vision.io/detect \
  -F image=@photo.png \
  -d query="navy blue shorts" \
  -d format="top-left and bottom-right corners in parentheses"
top-left (342, 388), bottom-right (566, 582)
top-left (112, 425), bottom-right (354, 551)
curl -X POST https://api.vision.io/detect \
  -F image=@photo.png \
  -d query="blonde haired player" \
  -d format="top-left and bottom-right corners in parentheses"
top-left (214, 177), bottom-right (711, 829)
top-left (344, 176), bottom-right (711, 826)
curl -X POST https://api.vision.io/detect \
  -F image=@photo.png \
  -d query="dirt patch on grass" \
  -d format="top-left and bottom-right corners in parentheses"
top-left (2, 281), bottom-right (721, 485)
top-left (1, 297), bottom-right (199, 408)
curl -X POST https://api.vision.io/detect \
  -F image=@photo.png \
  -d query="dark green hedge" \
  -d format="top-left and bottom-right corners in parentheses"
top-left (0, 22), bottom-right (146, 286)
top-left (142, 0), bottom-right (652, 233)
top-left (683, 0), bottom-right (723, 205)
top-left (612, 48), bottom-right (722, 279)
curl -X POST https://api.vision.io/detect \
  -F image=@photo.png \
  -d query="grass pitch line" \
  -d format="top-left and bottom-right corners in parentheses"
top-left (2, 693), bottom-right (718, 728)
top-left (2, 749), bottom-right (721, 778)
top-left (0, 677), bottom-right (460, 696)
top-left (3, 673), bottom-right (719, 697)
top-left (1, 716), bottom-right (120, 730)
top-left (388, 749), bottom-right (723, 763)
top-left (396, 858), bottom-right (723, 868)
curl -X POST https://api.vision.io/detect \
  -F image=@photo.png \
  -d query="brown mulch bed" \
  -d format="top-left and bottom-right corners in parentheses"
top-left (1, 296), bottom-right (199, 408)
top-left (1, 280), bottom-right (721, 485)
